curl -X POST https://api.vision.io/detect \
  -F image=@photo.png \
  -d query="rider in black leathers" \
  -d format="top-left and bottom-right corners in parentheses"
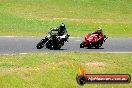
top-left (46, 23), bottom-right (69, 41)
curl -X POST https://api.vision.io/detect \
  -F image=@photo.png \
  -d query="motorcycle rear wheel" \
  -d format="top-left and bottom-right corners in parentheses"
top-left (94, 42), bottom-right (100, 49)
top-left (50, 45), bottom-right (61, 50)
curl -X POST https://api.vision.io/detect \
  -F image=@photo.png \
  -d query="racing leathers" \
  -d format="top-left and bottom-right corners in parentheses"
top-left (92, 31), bottom-right (104, 41)
top-left (46, 27), bottom-right (69, 42)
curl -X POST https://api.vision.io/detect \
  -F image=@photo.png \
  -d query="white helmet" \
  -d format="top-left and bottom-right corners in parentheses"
top-left (97, 27), bottom-right (102, 33)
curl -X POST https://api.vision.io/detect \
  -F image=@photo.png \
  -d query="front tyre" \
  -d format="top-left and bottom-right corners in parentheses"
top-left (80, 41), bottom-right (85, 48)
top-left (36, 41), bottom-right (44, 49)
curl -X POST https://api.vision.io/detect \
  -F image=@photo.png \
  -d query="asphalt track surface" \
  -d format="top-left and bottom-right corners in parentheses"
top-left (0, 37), bottom-right (132, 54)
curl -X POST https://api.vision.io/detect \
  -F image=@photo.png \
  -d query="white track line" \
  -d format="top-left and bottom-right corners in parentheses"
top-left (19, 53), bottom-right (28, 55)
top-left (0, 36), bottom-right (16, 37)
top-left (87, 52), bottom-right (132, 53)
top-left (75, 40), bottom-right (82, 41)
top-left (69, 37), bottom-right (82, 38)
top-left (0, 36), bottom-right (82, 38)
top-left (17, 52), bottom-right (132, 54)
top-left (0, 36), bottom-right (36, 38)
top-left (0, 52), bottom-right (131, 55)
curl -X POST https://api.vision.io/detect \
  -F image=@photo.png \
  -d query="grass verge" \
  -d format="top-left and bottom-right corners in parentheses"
top-left (0, 52), bottom-right (132, 88)
top-left (0, 0), bottom-right (131, 37)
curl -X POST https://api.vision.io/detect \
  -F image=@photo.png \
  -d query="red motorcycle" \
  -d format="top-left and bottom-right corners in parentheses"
top-left (80, 33), bottom-right (108, 49)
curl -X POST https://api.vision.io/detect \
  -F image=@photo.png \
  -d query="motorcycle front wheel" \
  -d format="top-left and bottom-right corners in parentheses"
top-left (80, 41), bottom-right (86, 48)
top-left (36, 41), bottom-right (44, 49)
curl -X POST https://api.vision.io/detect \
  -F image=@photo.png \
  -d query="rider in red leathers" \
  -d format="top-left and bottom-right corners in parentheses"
top-left (80, 27), bottom-right (107, 48)
top-left (92, 27), bottom-right (104, 41)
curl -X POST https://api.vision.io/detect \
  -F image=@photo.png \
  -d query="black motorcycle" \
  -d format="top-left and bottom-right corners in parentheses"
top-left (36, 29), bottom-right (69, 50)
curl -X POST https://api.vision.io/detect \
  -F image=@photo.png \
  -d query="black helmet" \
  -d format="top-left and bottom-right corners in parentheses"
top-left (60, 23), bottom-right (65, 28)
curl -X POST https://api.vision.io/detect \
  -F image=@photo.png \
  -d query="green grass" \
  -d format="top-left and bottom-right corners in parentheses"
top-left (0, 52), bottom-right (132, 88)
top-left (0, 0), bottom-right (132, 37)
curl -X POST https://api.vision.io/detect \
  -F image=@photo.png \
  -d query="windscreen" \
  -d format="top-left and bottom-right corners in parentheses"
top-left (51, 30), bottom-right (58, 35)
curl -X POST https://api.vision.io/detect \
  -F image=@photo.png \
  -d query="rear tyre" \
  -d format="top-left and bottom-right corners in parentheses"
top-left (57, 44), bottom-right (62, 49)
top-left (51, 44), bottom-right (61, 50)
top-left (94, 42), bottom-right (100, 49)
top-left (80, 41), bottom-right (86, 48)
top-left (98, 40), bottom-right (103, 47)
top-left (36, 41), bottom-right (44, 49)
